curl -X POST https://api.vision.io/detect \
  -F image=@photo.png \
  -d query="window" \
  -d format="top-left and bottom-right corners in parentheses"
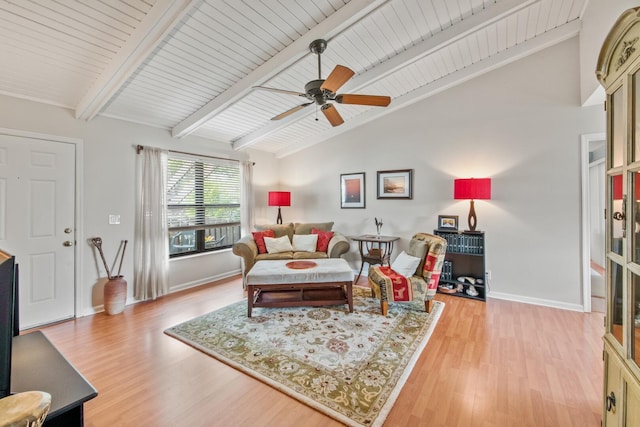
top-left (167, 153), bottom-right (241, 257)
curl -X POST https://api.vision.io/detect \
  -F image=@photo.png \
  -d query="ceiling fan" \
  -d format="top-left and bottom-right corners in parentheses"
top-left (253, 39), bottom-right (391, 127)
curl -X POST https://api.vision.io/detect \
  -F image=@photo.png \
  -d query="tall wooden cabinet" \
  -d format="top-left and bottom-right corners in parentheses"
top-left (597, 8), bottom-right (640, 426)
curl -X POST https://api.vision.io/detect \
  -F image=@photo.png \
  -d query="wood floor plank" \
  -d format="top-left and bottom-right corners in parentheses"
top-left (27, 275), bottom-right (604, 427)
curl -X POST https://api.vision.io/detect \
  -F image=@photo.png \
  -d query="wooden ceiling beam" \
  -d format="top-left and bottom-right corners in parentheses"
top-left (74, 0), bottom-right (195, 121)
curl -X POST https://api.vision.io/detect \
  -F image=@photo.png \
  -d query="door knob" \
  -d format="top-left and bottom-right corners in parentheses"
top-left (63, 241), bottom-right (73, 247)
top-left (606, 391), bottom-right (616, 413)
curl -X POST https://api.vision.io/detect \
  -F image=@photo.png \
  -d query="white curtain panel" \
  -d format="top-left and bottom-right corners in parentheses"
top-left (240, 160), bottom-right (254, 236)
top-left (134, 147), bottom-right (169, 300)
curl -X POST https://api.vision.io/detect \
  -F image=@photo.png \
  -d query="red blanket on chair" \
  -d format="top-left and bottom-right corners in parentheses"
top-left (378, 266), bottom-right (413, 302)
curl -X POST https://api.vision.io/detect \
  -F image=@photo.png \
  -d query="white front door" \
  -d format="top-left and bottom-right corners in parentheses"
top-left (0, 134), bottom-right (76, 329)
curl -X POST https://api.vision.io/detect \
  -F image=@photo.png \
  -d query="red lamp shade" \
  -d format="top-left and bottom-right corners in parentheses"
top-left (454, 178), bottom-right (491, 232)
top-left (268, 191), bottom-right (291, 207)
top-left (268, 191), bottom-right (290, 224)
top-left (454, 178), bottom-right (492, 200)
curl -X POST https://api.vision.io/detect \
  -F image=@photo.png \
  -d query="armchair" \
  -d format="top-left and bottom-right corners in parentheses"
top-left (368, 233), bottom-right (447, 316)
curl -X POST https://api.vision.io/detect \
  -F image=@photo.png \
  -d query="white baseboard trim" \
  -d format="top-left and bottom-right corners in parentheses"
top-left (81, 269), bottom-right (243, 317)
top-left (488, 291), bottom-right (584, 312)
top-left (169, 269), bottom-right (242, 293)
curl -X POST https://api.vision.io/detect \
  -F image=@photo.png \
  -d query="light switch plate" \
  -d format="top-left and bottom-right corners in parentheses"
top-left (109, 214), bottom-right (121, 225)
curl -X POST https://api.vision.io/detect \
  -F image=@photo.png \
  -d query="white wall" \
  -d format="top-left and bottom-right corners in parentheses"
top-left (279, 36), bottom-right (605, 310)
top-left (0, 95), bottom-right (279, 316)
top-left (579, 0), bottom-right (638, 104)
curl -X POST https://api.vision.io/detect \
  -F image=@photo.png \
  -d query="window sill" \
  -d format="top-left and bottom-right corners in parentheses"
top-left (169, 247), bottom-right (233, 262)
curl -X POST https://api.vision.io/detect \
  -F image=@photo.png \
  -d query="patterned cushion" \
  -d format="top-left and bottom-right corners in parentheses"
top-left (407, 239), bottom-right (427, 275)
top-left (312, 228), bottom-right (334, 252)
top-left (252, 229), bottom-right (275, 254)
top-left (377, 266), bottom-right (413, 302)
top-left (423, 253), bottom-right (443, 293)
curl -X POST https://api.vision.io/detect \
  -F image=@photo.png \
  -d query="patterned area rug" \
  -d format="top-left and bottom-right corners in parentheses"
top-left (165, 287), bottom-right (443, 427)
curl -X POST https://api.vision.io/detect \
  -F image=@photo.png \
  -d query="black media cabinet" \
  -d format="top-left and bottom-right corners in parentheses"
top-left (11, 331), bottom-right (97, 427)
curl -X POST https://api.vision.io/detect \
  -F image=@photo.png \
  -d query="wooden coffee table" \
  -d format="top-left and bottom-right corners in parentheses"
top-left (245, 258), bottom-right (354, 317)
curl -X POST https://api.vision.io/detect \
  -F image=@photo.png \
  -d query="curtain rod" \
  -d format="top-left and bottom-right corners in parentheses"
top-left (135, 144), bottom-right (254, 165)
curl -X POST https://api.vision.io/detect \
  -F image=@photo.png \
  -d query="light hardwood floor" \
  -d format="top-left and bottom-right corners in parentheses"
top-left (30, 276), bottom-right (604, 427)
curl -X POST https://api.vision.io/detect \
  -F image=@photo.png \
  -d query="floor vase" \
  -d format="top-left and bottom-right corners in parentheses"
top-left (104, 277), bottom-right (127, 315)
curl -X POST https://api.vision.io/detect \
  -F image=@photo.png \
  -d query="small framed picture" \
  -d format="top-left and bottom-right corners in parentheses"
top-left (438, 215), bottom-right (459, 231)
top-left (377, 169), bottom-right (413, 199)
top-left (340, 172), bottom-right (365, 208)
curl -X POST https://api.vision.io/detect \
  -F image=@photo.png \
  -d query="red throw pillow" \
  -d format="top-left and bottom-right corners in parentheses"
top-left (252, 229), bottom-right (275, 254)
top-left (312, 228), bottom-right (334, 252)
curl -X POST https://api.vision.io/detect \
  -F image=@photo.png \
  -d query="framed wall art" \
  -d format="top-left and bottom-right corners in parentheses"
top-left (437, 215), bottom-right (459, 231)
top-left (377, 169), bottom-right (413, 199)
top-left (340, 172), bottom-right (365, 208)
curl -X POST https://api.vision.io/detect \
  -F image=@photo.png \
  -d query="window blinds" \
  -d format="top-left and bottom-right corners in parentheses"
top-left (166, 153), bottom-right (240, 231)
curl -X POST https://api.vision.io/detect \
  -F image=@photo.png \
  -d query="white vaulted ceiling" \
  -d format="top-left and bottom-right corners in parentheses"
top-left (0, 0), bottom-right (586, 157)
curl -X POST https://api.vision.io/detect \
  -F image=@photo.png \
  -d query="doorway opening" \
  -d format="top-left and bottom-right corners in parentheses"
top-left (581, 133), bottom-right (606, 313)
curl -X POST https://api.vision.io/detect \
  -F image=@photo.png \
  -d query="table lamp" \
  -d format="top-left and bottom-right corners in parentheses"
top-left (268, 191), bottom-right (290, 224)
top-left (454, 178), bottom-right (491, 231)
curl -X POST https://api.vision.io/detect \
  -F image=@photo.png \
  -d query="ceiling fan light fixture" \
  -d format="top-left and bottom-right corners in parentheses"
top-left (304, 79), bottom-right (328, 105)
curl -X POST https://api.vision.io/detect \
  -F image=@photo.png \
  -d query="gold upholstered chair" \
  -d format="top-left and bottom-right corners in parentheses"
top-left (368, 233), bottom-right (447, 316)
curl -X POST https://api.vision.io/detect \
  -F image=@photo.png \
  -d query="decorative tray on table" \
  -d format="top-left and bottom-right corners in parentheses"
top-left (285, 261), bottom-right (318, 269)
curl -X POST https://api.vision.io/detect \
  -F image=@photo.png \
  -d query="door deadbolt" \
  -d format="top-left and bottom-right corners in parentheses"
top-left (63, 241), bottom-right (73, 247)
top-left (64, 228), bottom-right (72, 234)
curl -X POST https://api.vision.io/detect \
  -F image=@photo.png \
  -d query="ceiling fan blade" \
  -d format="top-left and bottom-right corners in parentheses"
top-left (271, 102), bottom-right (313, 120)
top-left (253, 86), bottom-right (307, 97)
top-left (335, 94), bottom-right (391, 107)
top-left (321, 103), bottom-right (344, 127)
top-left (320, 65), bottom-right (355, 93)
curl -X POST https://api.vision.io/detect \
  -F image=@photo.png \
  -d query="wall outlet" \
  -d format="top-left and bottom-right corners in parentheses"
top-left (486, 270), bottom-right (492, 280)
top-left (108, 214), bottom-right (121, 225)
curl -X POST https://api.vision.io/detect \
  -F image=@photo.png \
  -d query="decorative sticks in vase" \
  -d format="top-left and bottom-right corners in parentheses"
top-left (375, 217), bottom-right (383, 237)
